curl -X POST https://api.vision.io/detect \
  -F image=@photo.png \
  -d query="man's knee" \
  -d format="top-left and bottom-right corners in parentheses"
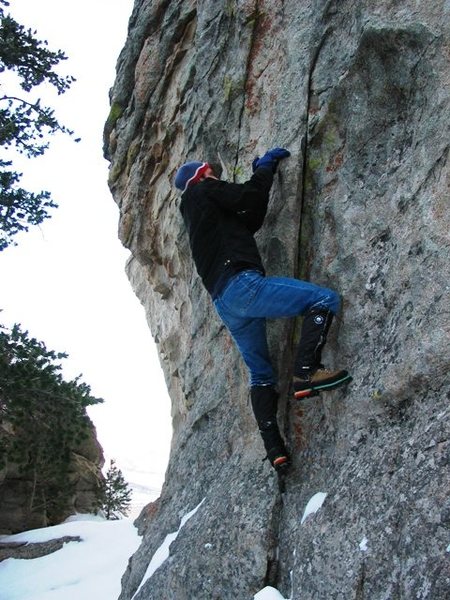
top-left (311, 287), bottom-right (340, 314)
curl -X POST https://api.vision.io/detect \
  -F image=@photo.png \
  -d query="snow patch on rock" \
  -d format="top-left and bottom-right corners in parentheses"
top-left (301, 492), bottom-right (328, 525)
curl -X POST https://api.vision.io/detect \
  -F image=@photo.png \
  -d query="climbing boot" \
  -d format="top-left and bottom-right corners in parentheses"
top-left (295, 307), bottom-right (333, 372)
top-left (250, 385), bottom-right (290, 472)
top-left (293, 366), bottom-right (352, 399)
top-left (293, 307), bottom-right (351, 398)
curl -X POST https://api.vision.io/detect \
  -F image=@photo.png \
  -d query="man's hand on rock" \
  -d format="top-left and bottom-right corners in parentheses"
top-left (252, 147), bottom-right (291, 173)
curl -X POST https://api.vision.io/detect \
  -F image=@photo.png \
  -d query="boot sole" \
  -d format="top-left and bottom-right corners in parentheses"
top-left (273, 457), bottom-right (290, 475)
top-left (294, 373), bottom-right (352, 399)
top-left (273, 455), bottom-right (290, 470)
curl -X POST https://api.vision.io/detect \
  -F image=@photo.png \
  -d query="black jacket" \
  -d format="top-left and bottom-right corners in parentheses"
top-left (179, 166), bottom-right (274, 297)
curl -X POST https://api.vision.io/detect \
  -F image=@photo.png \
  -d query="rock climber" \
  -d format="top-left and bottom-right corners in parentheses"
top-left (175, 148), bottom-right (351, 472)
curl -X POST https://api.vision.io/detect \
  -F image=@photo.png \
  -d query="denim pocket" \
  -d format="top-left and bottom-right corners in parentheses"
top-left (220, 271), bottom-right (261, 315)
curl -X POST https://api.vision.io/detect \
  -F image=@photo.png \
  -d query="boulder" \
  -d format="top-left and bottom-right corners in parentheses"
top-left (104, 1), bottom-right (450, 598)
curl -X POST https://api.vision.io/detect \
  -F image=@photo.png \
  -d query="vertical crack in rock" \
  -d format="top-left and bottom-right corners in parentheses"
top-left (263, 488), bottom-right (285, 589)
top-left (297, 25), bottom-right (332, 278)
top-left (355, 560), bottom-right (366, 600)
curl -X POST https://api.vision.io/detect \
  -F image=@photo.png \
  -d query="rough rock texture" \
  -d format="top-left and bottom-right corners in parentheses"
top-left (104, 1), bottom-right (450, 598)
top-left (0, 419), bottom-right (104, 535)
top-left (0, 536), bottom-right (81, 562)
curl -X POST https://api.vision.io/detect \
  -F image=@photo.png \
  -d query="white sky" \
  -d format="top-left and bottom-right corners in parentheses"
top-left (0, 0), bottom-right (172, 500)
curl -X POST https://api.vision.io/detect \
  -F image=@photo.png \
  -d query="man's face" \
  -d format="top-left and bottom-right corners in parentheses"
top-left (203, 166), bottom-right (218, 180)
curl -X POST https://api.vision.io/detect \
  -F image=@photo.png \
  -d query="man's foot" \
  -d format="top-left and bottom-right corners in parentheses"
top-left (293, 367), bottom-right (352, 399)
top-left (250, 386), bottom-right (290, 472)
top-left (259, 426), bottom-right (290, 472)
top-left (266, 446), bottom-right (291, 472)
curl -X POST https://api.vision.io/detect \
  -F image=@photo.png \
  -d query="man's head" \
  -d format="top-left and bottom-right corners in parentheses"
top-left (174, 161), bottom-right (216, 192)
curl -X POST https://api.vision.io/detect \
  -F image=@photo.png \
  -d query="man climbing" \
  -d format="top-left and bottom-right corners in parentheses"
top-left (175, 148), bottom-right (351, 472)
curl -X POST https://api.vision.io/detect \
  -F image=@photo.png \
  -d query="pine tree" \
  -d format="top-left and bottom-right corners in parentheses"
top-left (0, 323), bottom-right (103, 523)
top-left (0, 0), bottom-right (78, 250)
top-left (100, 460), bottom-right (132, 520)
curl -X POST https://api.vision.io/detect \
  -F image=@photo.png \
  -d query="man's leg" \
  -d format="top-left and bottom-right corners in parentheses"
top-left (228, 271), bottom-right (340, 319)
top-left (250, 385), bottom-right (289, 471)
top-left (292, 307), bottom-right (352, 398)
top-left (213, 297), bottom-right (289, 470)
top-left (217, 271), bottom-right (351, 397)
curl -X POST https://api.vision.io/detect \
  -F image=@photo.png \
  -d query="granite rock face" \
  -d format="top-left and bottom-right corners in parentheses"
top-left (104, 1), bottom-right (450, 598)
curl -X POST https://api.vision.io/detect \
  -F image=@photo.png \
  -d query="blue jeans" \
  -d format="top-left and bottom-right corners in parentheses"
top-left (213, 270), bottom-right (340, 387)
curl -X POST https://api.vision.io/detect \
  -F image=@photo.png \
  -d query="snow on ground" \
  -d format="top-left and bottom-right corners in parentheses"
top-left (0, 514), bottom-right (141, 600)
top-left (0, 492), bottom-right (333, 600)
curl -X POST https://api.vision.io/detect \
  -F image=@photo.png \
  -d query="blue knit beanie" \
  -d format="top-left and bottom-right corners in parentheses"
top-left (175, 161), bottom-right (209, 192)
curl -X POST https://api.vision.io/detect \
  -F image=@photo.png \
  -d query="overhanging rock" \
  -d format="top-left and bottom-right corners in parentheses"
top-left (104, 1), bottom-right (450, 598)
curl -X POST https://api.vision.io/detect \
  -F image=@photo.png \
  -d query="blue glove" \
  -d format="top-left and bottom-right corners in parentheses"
top-left (253, 147), bottom-right (290, 172)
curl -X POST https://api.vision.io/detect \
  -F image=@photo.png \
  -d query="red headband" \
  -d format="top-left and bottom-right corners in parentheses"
top-left (184, 162), bottom-right (210, 191)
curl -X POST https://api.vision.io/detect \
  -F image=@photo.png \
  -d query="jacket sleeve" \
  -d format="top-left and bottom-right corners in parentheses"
top-left (214, 167), bottom-right (274, 233)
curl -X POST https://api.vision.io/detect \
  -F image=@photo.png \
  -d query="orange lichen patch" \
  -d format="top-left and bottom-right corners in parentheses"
top-left (245, 87), bottom-right (261, 115)
top-left (134, 37), bottom-right (160, 106)
top-left (323, 179), bottom-right (339, 195)
top-left (244, 3), bottom-right (282, 116)
top-left (326, 151), bottom-right (344, 173)
top-left (223, 332), bottom-right (234, 352)
top-left (143, 499), bottom-right (161, 525)
top-left (239, 0), bottom-right (258, 18)
top-left (291, 411), bottom-right (306, 449)
top-left (309, 94), bottom-right (320, 115)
